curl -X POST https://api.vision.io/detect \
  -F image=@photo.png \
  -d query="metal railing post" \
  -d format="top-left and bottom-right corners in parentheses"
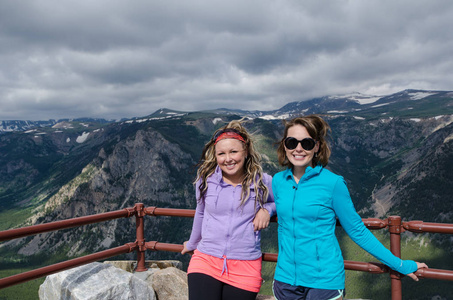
top-left (388, 216), bottom-right (402, 300)
top-left (135, 203), bottom-right (147, 272)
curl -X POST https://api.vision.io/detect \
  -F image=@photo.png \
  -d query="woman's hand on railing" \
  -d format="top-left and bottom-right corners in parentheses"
top-left (181, 241), bottom-right (193, 255)
top-left (407, 262), bottom-right (429, 281)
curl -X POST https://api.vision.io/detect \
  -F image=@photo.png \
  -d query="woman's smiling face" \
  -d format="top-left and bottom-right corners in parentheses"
top-left (285, 124), bottom-right (319, 173)
top-left (215, 138), bottom-right (246, 184)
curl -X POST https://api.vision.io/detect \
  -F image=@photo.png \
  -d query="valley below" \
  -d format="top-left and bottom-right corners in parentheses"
top-left (1, 89), bottom-right (453, 299)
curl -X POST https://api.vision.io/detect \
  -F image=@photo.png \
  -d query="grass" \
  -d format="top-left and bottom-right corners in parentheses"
top-left (0, 208), bottom-right (34, 231)
top-left (0, 269), bottom-right (45, 300)
top-left (258, 224), bottom-right (278, 295)
top-left (260, 261), bottom-right (276, 295)
top-left (339, 230), bottom-right (453, 300)
top-left (0, 246), bottom-right (78, 300)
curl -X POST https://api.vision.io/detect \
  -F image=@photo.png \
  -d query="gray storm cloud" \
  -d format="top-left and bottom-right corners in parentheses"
top-left (0, 0), bottom-right (452, 120)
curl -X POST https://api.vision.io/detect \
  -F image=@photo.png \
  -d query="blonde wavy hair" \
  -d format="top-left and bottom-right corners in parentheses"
top-left (195, 119), bottom-right (269, 207)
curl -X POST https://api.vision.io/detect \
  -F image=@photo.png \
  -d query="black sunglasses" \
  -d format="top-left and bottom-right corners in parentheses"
top-left (284, 137), bottom-right (317, 151)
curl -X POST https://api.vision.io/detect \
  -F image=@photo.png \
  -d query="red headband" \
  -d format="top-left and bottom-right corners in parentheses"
top-left (214, 131), bottom-right (246, 145)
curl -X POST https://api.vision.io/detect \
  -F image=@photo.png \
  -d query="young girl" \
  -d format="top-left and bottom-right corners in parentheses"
top-left (272, 115), bottom-right (428, 300)
top-left (182, 120), bottom-right (275, 300)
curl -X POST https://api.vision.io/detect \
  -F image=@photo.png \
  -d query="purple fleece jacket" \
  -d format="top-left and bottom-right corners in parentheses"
top-left (185, 166), bottom-right (275, 260)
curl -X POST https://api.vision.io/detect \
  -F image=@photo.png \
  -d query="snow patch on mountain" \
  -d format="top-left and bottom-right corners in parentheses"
top-left (371, 103), bottom-right (390, 108)
top-left (444, 133), bottom-right (453, 144)
top-left (259, 114), bottom-right (289, 120)
top-left (76, 132), bottom-right (90, 143)
top-left (408, 91), bottom-right (437, 100)
top-left (327, 110), bottom-right (348, 114)
top-left (431, 115), bottom-right (453, 134)
top-left (329, 92), bottom-right (381, 105)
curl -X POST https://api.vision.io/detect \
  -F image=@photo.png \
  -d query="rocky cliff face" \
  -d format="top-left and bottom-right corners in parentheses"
top-left (9, 126), bottom-right (197, 256)
top-left (328, 115), bottom-right (453, 223)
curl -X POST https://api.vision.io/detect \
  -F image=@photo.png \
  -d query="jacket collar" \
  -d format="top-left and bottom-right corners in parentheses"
top-left (208, 165), bottom-right (240, 187)
top-left (208, 165), bottom-right (224, 184)
top-left (284, 165), bottom-right (323, 182)
top-left (209, 165), bottom-right (257, 189)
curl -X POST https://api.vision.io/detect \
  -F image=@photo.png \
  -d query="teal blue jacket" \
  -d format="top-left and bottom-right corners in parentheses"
top-left (273, 166), bottom-right (417, 289)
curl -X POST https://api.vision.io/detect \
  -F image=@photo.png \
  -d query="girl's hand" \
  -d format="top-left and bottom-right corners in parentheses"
top-left (181, 241), bottom-right (193, 255)
top-left (406, 262), bottom-right (429, 281)
top-left (253, 208), bottom-right (270, 231)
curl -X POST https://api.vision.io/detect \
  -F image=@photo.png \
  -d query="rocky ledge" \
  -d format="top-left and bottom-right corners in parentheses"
top-left (38, 260), bottom-right (274, 300)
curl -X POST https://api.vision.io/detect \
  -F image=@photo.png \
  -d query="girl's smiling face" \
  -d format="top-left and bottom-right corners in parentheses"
top-left (285, 124), bottom-right (319, 175)
top-left (215, 138), bottom-right (246, 185)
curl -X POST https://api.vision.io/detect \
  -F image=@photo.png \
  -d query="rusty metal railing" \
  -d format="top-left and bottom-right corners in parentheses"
top-left (0, 243), bottom-right (137, 289)
top-left (1, 204), bottom-right (453, 300)
top-left (0, 204), bottom-right (141, 289)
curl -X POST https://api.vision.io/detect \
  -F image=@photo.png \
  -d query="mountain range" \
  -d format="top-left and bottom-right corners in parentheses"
top-left (1, 89), bottom-right (452, 299)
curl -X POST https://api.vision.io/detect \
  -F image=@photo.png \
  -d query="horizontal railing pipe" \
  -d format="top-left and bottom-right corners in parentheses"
top-left (344, 260), bottom-right (387, 274)
top-left (143, 242), bottom-right (401, 276)
top-left (403, 221), bottom-right (453, 234)
top-left (0, 242), bottom-right (137, 289)
top-left (336, 218), bottom-right (388, 229)
top-left (0, 208), bottom-right (134, 242)
top-left (145, 241), bottom-right (184, 252)
top-left (144, 208), bottom-right (391, 231)
top-left (142, 241), bottom-right (453, 282)
top-left (363, 218), bottom-right (388, 229)
top-left (262, 252), bottom-right (278, 262)
top-left (145, 207), bottom-right (195, 218)
top-left (415, 267), bottom-right (453, 281)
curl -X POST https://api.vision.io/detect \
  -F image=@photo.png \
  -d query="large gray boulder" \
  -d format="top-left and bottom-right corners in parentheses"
top-left (144, 267), bottom-right (188, 300)
top-left (39, 262), bottom-right (156, 300)
top-left (104, 260), bottom-right (188, 299)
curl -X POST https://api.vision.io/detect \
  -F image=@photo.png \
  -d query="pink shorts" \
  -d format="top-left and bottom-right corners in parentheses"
top-left (187, 250), bottom-right (263, 293)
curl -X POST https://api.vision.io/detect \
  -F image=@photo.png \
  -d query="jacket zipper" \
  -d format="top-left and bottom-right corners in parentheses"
top-left (292, 183), bottom-right (297, 285)
top-left (223, 186), bottom-right (236, 267)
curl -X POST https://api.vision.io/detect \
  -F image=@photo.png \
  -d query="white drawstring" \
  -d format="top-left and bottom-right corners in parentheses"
top-left (221, 256), bottom-right (228, 275)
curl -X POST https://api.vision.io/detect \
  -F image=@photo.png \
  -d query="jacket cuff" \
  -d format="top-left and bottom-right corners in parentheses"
top-left (400, 260), bottom-right (418, 275)
top-left (262, 204), bottom-right (275, 217)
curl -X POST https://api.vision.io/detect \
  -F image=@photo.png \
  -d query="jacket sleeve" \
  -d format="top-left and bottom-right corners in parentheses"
top-left (185, 180), bottom-right (205, 251)
top-left (332, 177), bottom-right (417, 275)
top-left (262, 173), bottom-right (276, 217)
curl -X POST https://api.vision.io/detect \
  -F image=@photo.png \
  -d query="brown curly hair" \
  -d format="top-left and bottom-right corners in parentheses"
top-left (276, 115), bottom-right (331, 168)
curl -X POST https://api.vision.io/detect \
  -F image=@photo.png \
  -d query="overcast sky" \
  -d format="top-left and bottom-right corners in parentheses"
top-left (1, 0), bottom-right (452, 121)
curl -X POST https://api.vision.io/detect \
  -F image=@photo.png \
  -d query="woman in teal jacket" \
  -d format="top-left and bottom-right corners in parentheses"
top-left (272, 115), bottom-right (428, 300)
